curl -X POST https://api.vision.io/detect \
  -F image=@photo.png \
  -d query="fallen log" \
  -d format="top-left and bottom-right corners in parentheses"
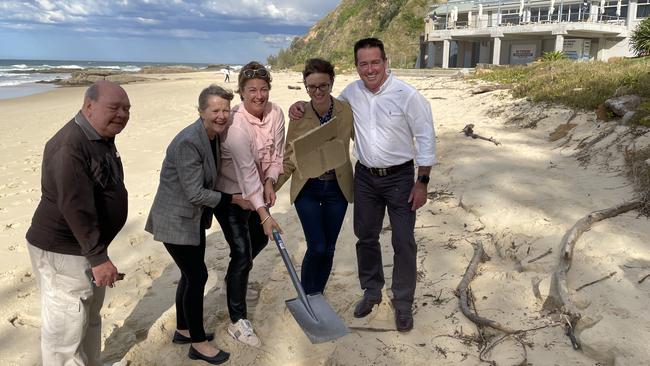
top-left (457, 240), bottom-right (518, 334)
top-left (471, 84), bottom-right (510, 94)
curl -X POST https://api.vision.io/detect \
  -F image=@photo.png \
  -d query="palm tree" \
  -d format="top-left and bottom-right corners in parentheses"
top-left (630, 18), bottom-right (650, 57)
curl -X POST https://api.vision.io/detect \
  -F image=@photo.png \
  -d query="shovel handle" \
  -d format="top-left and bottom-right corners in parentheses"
top-left (272, 229), bottom-right (315, 317)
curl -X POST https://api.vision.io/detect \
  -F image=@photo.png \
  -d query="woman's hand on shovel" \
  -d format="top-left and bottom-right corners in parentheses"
top-left (257, 206), bottom-right (282, 238)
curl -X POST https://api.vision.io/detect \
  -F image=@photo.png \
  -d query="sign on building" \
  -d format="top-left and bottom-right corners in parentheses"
top-left (563, 39), bottom-right (592, 61)
top-left (510, 44), bottom-right (536, 64)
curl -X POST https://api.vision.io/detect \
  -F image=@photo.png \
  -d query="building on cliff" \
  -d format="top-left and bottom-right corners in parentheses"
top-left (419, 0), bottom-right (649, 68)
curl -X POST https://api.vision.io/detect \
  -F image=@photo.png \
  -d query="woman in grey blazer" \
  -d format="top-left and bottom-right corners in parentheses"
top-left (145, 85), bottom-right (250, 365)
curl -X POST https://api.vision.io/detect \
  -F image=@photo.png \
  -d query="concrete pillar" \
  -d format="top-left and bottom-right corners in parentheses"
top-left (427, 42), bottom-right (436, 68)
top-left (627, 0), bottom-right (638, 28)
top-left (597, 37), bottom-right (607, 61)
top-left (554, 34), bottom-right (564, 52)
top-left (457, 41), bottom-right (466, 68)
top-left (442, 39), bottom-right (450, 68)
top-left (492, 37), bottom-right (502, 65)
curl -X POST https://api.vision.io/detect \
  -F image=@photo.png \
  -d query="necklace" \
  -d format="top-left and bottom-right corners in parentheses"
top-left (311, 96), bottom-right (334, 125)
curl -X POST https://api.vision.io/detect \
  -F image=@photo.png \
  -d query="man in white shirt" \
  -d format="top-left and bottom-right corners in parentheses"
top-left (289, 38), bottom-right (436, 331)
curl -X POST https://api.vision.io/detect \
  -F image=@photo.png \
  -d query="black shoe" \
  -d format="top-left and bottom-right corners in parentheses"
top-left (188, 345), bottom-right (230, 365)
top-left (395, 308), bottom-right (413, 332)
top-left (172, 331), bottom-right (215, 344)
top-left (353, 295), bottom-right (382, 318)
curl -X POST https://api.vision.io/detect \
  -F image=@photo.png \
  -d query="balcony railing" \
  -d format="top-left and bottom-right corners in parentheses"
top-left (429, 13), bottom-right (626, 30)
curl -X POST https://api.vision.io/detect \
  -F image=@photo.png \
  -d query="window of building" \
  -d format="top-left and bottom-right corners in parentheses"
top-left (638, 0), bottom-right (650, 18)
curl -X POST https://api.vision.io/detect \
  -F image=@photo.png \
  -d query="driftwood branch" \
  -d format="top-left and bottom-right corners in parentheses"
top-left (638, 273), bottom-right (650, 284)
top-left (457, 240), bottom-right (518, 334)
top-left (546, 201), bottom-right (642, 348)
top-left (527, 248), bottom-right (552, 264)
top-left (561, 201), bottom-right (642, 260)
top-left (575, 271), bottom-right (617, 292)
top-left (461, 124), bottom-right (501, 146)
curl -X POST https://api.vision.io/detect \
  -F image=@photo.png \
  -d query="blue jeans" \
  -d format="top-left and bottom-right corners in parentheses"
top-left (294, 178), bottom-right (348, 295)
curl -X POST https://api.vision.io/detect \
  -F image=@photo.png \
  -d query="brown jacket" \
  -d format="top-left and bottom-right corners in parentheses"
top-left (275, 98), bottom-right (354, 204)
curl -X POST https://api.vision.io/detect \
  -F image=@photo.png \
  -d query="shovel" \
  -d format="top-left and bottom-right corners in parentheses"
top-left (272, 230), bottom-right (349, 344)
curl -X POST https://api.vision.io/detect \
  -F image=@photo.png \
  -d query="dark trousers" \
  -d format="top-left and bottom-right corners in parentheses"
top-left (353, 161), bottom-right (417, 310)
top-left (164, 230), bottom-right (208, 342)
top-left (294, 178), bottom-right (348, 295)
top-left (215, 204), bottom-right (268, 322)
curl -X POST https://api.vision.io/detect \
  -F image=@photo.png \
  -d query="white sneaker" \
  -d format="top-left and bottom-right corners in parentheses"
top-left (228, 319), bottom-right (261, 347)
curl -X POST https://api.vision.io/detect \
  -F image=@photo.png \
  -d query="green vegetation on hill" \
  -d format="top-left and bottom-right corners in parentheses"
top-left (267, 0), bottom-right (433, 70)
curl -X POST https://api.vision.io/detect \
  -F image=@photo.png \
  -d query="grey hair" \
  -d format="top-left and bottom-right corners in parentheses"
top-left (198, 84), bottom-right (234, 111)
top-left (85, 83), bottom-right (100, 101)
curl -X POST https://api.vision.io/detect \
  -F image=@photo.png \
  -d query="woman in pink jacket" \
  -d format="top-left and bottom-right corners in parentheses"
top-left (215, 61), bottom-right (284, 347)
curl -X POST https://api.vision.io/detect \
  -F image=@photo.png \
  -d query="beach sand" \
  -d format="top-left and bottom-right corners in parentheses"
top-left (1, 71), bottom-right (648, 366)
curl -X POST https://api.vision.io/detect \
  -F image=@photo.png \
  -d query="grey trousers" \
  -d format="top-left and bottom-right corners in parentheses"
top-left (353, 161), bottom-right (417, 310)
top-left (28, 243), bottom-right (105, 366)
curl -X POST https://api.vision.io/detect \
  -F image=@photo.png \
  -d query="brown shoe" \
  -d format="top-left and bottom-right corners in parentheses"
top-left (395, 308), bottom-right (413, 332)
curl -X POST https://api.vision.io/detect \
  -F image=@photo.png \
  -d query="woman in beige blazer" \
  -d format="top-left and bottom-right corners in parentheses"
top-left (275, 58), bottom-right (353, 295)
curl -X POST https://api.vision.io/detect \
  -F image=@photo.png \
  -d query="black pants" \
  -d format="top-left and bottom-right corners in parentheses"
top-left (353, 161), bottom-right (417, 311)
top-left (164, 230), bottom-right (208, 342)
top-left (215, 204), bottom-right (268, 322)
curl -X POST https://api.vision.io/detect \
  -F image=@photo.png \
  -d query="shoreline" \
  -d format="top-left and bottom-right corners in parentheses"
top-left (0, 82), bottom-right (60, 100)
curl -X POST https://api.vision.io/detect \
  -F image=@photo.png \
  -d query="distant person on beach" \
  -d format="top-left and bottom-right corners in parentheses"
top-left (146, 84), bottom-right (251, 365)
top-left (223, 68), bottom-right (230, 83)
top-left (289, 38), bottom-right (436, 332)
top-left (25, 80), bottom-right (131, 366)
top-left (274, 58), bottom-right (354, 295)
top-left (215, 61), bottom-right (284, 347)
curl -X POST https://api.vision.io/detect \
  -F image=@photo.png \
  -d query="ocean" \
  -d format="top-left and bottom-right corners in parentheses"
top-left (0, 59), bottom-right (211, 100)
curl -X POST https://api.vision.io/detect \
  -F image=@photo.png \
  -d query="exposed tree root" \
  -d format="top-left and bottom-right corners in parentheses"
top-left (545, 201), bottom-right (642, 348)
top-left (457, 240), bottom-right (518, 334)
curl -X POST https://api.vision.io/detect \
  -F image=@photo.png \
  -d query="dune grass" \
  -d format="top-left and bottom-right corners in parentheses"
top-left (475, 57), bottom-right (650, 110)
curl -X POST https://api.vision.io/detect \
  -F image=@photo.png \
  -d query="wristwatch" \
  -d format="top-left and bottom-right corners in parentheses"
top-left (417, 175), bottom-right (430, 184)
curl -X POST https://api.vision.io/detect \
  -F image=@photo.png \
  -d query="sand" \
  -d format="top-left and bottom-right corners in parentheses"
top-left (0, 70), bottom-right (648, 366)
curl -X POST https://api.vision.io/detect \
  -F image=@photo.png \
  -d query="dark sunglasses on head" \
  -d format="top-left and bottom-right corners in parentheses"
top-left (242, 68), bottom-right (269, 78)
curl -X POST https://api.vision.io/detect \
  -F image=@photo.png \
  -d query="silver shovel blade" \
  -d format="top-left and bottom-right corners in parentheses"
top-left (286, 293), bottom-right (349, 344)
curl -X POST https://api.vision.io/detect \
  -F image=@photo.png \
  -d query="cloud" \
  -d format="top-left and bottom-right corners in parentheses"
top-left (0, 0), bottom-right (339, 32)
top-left (0, 0), bottom-right (340, 63)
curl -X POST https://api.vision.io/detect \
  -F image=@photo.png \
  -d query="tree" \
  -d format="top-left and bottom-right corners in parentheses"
top-left (630, 17), bottom-right (650, 56)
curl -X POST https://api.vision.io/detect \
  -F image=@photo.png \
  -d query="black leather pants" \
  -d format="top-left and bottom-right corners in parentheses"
top-left (214, 204), bottom-right (268, 322)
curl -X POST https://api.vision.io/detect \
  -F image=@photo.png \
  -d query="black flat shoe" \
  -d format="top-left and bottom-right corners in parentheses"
top-left (188, 345), bottom-right (230, 365)
top-left (172, 331), bottom-right (215, 344)
top-left (353, 295), bottom-right (382, 318)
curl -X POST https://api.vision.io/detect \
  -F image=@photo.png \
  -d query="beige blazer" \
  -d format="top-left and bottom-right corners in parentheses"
top-left (275, 98), bottom-right (354, 204)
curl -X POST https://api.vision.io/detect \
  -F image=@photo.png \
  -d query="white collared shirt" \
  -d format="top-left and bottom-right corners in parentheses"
top-left (339, 73), bottom-right (436, 169)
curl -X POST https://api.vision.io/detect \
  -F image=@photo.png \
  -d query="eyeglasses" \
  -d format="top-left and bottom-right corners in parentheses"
top-left (242, 68), bottom-right (269, 78)
top-left (305, 83), bottom-right (331, 93)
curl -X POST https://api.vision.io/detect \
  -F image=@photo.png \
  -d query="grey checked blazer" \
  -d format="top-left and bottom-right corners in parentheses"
top-left (145, 119), bottom-right (224, 245)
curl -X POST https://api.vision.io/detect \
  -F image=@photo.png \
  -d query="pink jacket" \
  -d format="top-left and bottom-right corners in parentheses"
top-left (216, 102), bottom-right (285, 210)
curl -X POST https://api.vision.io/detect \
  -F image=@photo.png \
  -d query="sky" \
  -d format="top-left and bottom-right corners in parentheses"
top-left (0, 0), bottom-right (341, 64)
